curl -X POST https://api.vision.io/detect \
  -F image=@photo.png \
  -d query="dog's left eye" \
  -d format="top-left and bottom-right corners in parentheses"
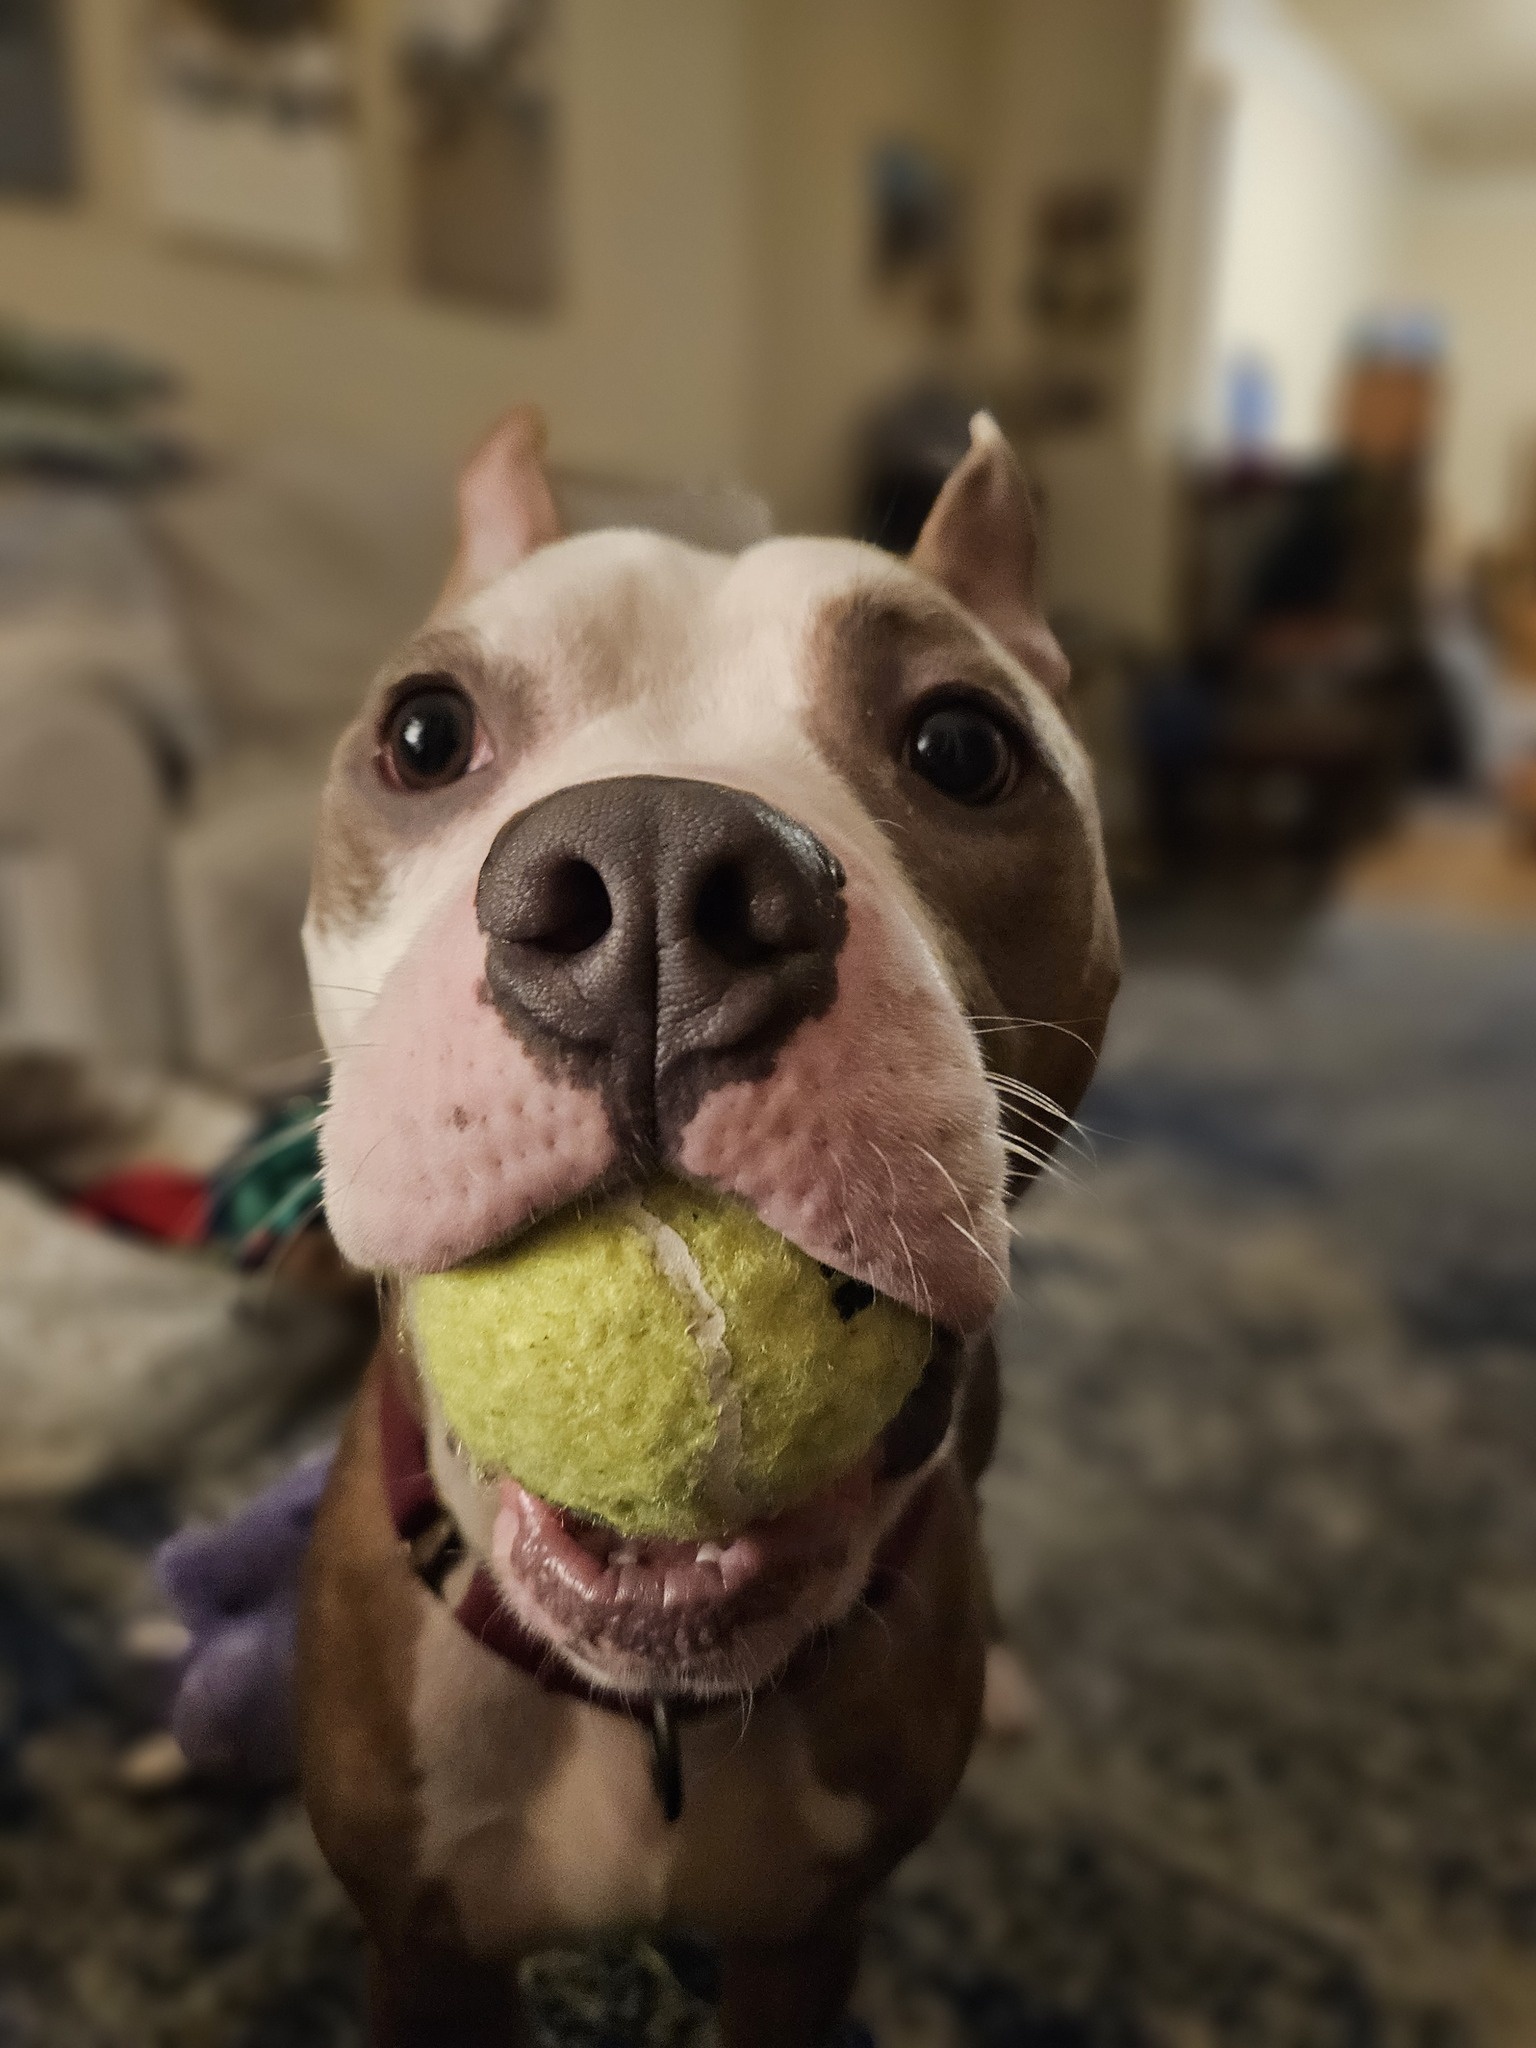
top-left (381, 679), bottom-right (479, 791)
top-left (906, 699), bottom-right (1019, 806)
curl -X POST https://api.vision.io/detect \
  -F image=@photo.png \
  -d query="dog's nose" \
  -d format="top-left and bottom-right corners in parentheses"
top-left (477, 776), bottom-right (846, 1143)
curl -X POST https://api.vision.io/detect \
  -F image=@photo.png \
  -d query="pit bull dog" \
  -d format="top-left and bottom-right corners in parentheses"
top-left (297, 405), bottom-right (1119, 2046)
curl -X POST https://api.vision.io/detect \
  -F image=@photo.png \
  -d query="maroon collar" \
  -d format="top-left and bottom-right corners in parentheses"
top-left (377, 1363), bottom-right (935, 1720)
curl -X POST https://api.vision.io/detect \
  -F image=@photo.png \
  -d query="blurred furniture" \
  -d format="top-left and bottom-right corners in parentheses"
top-left (1137, 341), bottom-right (1461, 889)
top-left (1141, 451), bottom-right (1447, 885)
top-left (1505, 754), bottom-right (1536, 852)
top-left (0, 444), bottom-right (769, 1088)
top-left (1470, 437), bottom-right (1536, 847)
top-left (1053, 610), bottom-right (1148, 881)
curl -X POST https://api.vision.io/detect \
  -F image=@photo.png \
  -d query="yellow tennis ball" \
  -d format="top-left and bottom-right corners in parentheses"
top-left (408, 1177), bottom-right (933, 1539)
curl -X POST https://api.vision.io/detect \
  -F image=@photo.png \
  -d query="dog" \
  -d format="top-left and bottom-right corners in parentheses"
top-left (296, 405), bottom-right (1119, 2046)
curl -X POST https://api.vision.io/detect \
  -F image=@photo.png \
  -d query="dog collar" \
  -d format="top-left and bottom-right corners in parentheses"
top-left (376, 1364), bottom-right (935, 1821)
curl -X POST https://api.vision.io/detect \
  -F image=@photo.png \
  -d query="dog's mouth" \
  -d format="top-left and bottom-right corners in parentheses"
top-left (464, 1331), bottom-right (963, 1700)
top-left (493, 1458), bottom-right (874, 1649)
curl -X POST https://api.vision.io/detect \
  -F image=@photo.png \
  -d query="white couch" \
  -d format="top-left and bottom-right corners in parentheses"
top-left (0, 444), bottom-right (770, 1089)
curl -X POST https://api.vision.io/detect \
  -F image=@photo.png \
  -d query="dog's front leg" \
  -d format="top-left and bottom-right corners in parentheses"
top-left (716, 1916), bottom-right (863, 2048)
top-left (367, 1943), bottom-right (525, 2048)
top-left (957, 1334), bottom-right (1039, 1740)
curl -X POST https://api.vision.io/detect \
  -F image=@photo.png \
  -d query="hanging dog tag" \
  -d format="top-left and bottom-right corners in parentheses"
top-left (649, 1696), bottom-right (683, 1823)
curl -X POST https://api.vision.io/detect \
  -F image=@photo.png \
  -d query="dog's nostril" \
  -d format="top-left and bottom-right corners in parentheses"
top-left (525, 859), bottom-right (613, 955)
top-left (692, 861), bottom-right (791, 969)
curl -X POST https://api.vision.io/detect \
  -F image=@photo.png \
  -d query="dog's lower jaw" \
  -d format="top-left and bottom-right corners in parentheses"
top-left (461, 1441), bottom-right (954, 1705)
top-left (417, 1316), bottom-right (969, 1704)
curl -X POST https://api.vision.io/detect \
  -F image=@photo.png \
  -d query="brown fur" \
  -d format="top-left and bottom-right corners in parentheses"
top-left (300, 1349), bottom-right (988, 2042)
top-left (805, 585), bottom-right (1119, 1177)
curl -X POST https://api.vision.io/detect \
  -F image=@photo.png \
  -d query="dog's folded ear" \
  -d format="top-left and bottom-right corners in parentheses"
top-left (436, 404), bottom-right (566, 612)
top-left (911, 412), bottom-right (1069, 698)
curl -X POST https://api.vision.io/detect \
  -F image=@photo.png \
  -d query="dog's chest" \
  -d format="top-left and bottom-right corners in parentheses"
top-left (408, 1598), bottom-right (876, 1949)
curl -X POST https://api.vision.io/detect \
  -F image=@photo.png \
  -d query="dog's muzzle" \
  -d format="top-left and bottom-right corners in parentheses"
top-left (476, 775), bottom-right (849, 1150)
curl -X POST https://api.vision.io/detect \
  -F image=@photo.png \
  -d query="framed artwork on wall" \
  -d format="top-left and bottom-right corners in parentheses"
top-left (0, 0), bottom-right (75, 196)
top-left (1009, 179), bottom-right (1137, 436)
top-left (398, 0), bottom-right (560, 313)
top-left (141, 0), bottom-right (358, 268)
top-left (868, 139), bottom-right (967, 327)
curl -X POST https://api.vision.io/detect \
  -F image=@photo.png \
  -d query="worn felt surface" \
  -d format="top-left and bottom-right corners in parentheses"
top-left (1, 902), bottom-right (1533, 2044)
top-left (411, 1177), bottom-right (931, 1538)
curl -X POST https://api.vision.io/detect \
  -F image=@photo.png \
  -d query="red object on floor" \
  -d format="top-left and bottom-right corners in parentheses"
top-left (74, 1167), bottom-right (209, 1246)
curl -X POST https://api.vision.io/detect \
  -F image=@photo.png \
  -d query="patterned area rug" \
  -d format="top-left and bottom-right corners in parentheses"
top-left (2, 904), bottom-right (1533, 2045)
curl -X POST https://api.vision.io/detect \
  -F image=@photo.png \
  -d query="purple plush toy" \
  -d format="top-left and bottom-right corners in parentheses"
top-left (157, 1448), bottom-right (334, 1784)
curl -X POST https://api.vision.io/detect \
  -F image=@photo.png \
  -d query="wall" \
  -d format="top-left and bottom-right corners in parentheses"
top-left (1192, 0), bottom-right (1407, 456)
top-left (3, 0), bottom-right (1004, 530)
top-left (1167, 0), bottom-right (1536, 561)
top-left (0, 0), bottom-right (755, 487)
top-left (969, 0), bottom-right (1167, 381)
top-left (969, 0), bottom-right (1176, 638)
top-left (742, 0), bottom-right (1186, 621)
top-left (1398, 169), bottom-right (1536, 549)
top-left (3, 0), bottom-right (1183, 570)
top-left (4, 0), bottom-right (1324, 645)
top-left (742, 0), bottom-right (985, 534)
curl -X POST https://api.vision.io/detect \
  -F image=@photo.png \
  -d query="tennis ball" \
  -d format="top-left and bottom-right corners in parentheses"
top-left (408, 1177), bottom-right (933, 1539)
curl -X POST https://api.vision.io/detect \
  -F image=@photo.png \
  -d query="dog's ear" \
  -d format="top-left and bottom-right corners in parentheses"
top-left (911, 412), bottom-right (1069, 697)
top-left (436, 405), bottom-right (564, 611)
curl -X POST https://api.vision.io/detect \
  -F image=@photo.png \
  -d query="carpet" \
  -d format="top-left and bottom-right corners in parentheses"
top-left (2, 903), bottom-right (1533, 2046)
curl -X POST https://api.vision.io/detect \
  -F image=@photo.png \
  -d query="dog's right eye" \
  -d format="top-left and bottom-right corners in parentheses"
top-left (381, 680), bottom-right (479, 791)
top-left (906, 696), bottom-right (1020, 806)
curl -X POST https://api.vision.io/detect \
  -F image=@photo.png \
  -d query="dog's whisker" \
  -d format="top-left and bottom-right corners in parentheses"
top-left (829, 1156), bottom-right (866, 1279)
top-left (971, 1018), bottom-right (1102, 1065)
top-left (987, 1076), bottom-right (1094, 1155)
top-left (914, 1144), bottom-right (972, 1218)
top-left (989, 1096), bottom-right (1095, 1167)
top-left (249, 1194), bottom-right (328, 1294)
top-left (731, 1686), bottom-right (756, 1754)
top-left (1005, 1121), bottom-right (1091, 1171)
top-left (851, 1590), bottom-right (897, 1665)
top-left (1000, 1132), bottom-right (1068, 1173)
top-left (990, 1096), bottom-right (1069, 1134)
top-left (341, 1132), bottom-right (388, 1194)
top-left (215, 1116), bottom-right (323, 1187)
top-left (227, 1169), bottom-right (324, 1245)
top-left (989, 1085), bottom-right (1089, 1143)
top-left (867, 1142), bottom-right (924, 1309)
top-left (943, 1210), bottom-right (1009, 1287)
top-left (237, 1197), bottom-right (326, 1308)
top-left (969, 1009), bottom-right (1102, 1045)
top-left (998, 1136), bottom-right (1072, 1186)
top-left (915, 1146), bottom-right (1009, 1287)
top-left (985, 1070), bottom-right (1072, 1115)
top-left (986, 1070), bottom-right (1066, 1109)
top-left (892, 1221), bottom-right (934, 1319)
top-left (983, 1067), bottom-right (1084, 1122)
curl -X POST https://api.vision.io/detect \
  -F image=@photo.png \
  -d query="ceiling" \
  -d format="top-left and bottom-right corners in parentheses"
top-left (1288, 0), bottom-right (1536, 167)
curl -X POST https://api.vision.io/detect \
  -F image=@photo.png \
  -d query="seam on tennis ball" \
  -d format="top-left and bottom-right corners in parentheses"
top-left (623, 1201), bottom-right (748, 1525)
